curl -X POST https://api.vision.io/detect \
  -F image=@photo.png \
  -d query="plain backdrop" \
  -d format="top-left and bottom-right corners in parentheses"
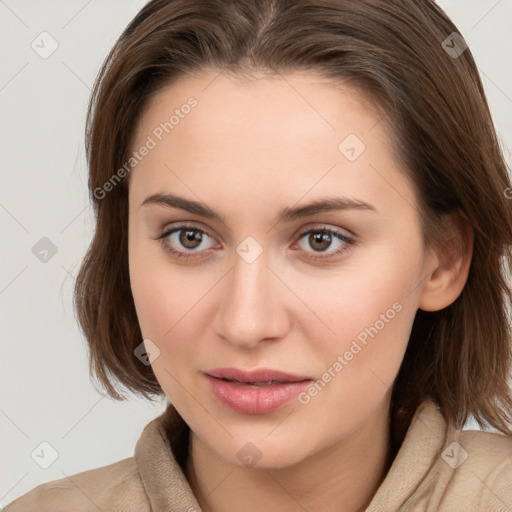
top-left (1, 0), bottom-right (511, 505)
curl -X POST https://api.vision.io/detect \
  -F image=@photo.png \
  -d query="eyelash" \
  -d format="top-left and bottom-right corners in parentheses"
top-left (155, 223), bottom-right (355, 261)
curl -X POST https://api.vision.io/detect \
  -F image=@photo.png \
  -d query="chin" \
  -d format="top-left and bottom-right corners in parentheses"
top-left (208, 430), bottom-right (315, 470)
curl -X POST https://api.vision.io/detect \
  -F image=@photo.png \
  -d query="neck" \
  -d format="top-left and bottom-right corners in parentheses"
top-left (185, 398), bottom-right (393, 512)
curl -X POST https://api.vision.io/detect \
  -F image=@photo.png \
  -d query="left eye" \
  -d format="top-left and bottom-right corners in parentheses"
top-left (295, 227), bottom-right (353, 258)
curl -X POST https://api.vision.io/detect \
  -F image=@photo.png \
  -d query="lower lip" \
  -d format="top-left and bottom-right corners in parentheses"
top-left (206, 375), bottom-right (311, 414)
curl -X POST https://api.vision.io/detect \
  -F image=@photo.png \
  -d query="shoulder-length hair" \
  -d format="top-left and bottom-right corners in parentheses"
top-left (74, 0), bottom-right (512, 446)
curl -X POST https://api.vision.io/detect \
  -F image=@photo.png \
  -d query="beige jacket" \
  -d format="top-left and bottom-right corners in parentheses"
top-left (5, 399), bottom-right (512, 511)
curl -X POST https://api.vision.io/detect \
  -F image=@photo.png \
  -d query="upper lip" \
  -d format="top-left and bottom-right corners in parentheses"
top-left (206, 367), bottom-right (312, 383)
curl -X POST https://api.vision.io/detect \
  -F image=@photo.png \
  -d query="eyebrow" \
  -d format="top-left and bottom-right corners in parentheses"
top-left (140, 192), bottom-right (377, 224)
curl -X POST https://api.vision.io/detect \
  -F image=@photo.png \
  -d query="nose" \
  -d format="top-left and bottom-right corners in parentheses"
top-left (214, 248), bottom-right (290, 350)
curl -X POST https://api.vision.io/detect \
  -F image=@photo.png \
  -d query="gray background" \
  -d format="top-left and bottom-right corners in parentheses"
top-left (1, 0), bottom-right (511, 505)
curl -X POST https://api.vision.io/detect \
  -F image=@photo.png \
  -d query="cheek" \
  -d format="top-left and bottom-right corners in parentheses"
top-left (294, 245), bottom-right (421, 351)
top-left (128, 233), bottom-right (202, 338)
top-left (290, 241), bottom-right (423, 419)
top-left (129, 250), bottom-right (202, 399)
top-left (128, 241), bottom-right (219, 392)
top-left (130, 268), bottom-right (194, 346)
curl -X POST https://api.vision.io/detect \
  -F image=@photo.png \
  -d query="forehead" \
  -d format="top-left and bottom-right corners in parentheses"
top-left (128, 70), bottom-right (413, 219)
top-left (134, 70), bottom-right (390, 149)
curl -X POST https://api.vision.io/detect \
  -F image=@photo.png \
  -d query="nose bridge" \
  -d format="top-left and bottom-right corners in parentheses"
top-left (215, 243), bottom-right (287, 348)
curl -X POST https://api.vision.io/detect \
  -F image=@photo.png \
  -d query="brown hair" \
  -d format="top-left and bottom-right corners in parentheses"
top-left (74, 0), bottom-right (512, 449)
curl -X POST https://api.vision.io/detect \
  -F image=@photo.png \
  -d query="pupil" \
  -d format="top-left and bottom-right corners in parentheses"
top-left (310, 231), bottom-right (331, 251)
top-left (180, 229), bottom-right (202, 248)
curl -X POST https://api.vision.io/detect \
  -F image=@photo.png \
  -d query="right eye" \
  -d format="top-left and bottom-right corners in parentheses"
top-left (156, 224), bottom-right (218, 259)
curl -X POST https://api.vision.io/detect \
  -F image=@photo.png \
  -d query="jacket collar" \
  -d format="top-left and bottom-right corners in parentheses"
top-left (135, 405), bottom-right (199, 511)
top-left (365, 398), bottom-right (449, 511)
top-left (134, 398), bottom-right (448, 511)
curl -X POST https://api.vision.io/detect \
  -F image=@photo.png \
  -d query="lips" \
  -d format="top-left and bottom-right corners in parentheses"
top-left (205, 367), bottom-right (312, 414)
top-left (206, 367), bottom-right (311, 384)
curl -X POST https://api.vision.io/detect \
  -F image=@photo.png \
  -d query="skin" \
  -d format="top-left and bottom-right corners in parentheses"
top-left (127, 71), bottom-right (472, 512)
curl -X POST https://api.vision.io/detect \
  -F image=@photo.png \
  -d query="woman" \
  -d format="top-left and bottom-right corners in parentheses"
top-left (6, 0), bottom-right (512, 510)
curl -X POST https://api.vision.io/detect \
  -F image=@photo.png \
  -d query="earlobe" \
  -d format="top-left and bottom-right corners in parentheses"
top-left (418, 212), bottom-right (474, 312)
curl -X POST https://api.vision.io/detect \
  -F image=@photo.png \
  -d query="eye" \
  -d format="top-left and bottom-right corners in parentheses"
top-left (155, 223), bottom-right (355, 262)
top-left (294, 226), bottom-right (355, 260)
top-left (156, 224), bottom-right (217, 259)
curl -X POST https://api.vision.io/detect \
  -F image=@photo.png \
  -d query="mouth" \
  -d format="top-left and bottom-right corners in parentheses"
top-left (214, 379), bottom-right (289, 387)
top-left (205, 367), bottom-right (313, 414)
top-left (206, 367), bottom-right (312, 384)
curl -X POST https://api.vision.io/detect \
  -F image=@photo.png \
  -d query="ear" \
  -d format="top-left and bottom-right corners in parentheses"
top-left (418, 211), bottom-right (474, 312)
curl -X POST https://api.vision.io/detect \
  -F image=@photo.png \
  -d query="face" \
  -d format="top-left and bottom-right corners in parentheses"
top-left (127, 71), bottom-right (435, 469)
